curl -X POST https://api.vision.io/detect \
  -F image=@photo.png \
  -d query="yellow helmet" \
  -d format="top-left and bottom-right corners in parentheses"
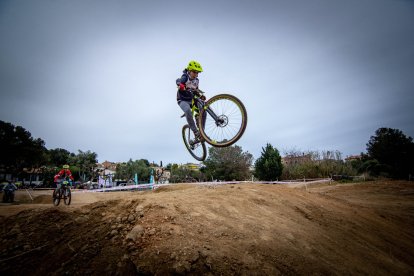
top-left (63, 164), bottom-right (69, 169)
top-left (187, 60), bottom-right (203, 72)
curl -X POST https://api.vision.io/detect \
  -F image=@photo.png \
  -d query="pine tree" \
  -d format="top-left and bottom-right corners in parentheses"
top-left (366, 128), bottom-right (414, 179)
top-left (254, 143), bottom-right (283, 181)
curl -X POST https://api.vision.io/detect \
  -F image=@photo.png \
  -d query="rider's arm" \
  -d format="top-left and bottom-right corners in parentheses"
top-left (68, 171), bottom-right (74, 181)
top-left (176, 74), bottom-right (188, 86)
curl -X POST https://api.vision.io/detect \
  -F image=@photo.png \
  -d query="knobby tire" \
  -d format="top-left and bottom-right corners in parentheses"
top-left (198, 94), bottom-right (247, 147)
top-left (53, 189), bottom-right (61, 206)
top-left (64, 188), bottom-right (71, 205)
top-left (182, 124), bottom-right (207, 161)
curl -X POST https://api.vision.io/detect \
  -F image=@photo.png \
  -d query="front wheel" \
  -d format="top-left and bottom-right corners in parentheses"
top-left (182, 124), bottom-right (207, 161)
top-left (53, 189), bottom-right (61, 206)
top-left (199, 94), bottom-right (247, 147)
top-left (64, 188), bottom-right (71, 205)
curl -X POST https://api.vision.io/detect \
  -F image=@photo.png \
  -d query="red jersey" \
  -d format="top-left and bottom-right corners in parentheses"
top-left (54, 169), bottom-right (74, 182)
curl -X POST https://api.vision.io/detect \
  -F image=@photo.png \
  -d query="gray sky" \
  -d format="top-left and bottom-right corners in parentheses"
top-left (1, 0), bottom-right (413, 164)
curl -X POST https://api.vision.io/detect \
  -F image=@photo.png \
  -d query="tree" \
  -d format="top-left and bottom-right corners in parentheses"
top-left (115, 159), bottom-right (151, 182)
top-left (0, 120), bottom-right (47, 173)
top-left (47, 148), bottom-right (71, 167)
top-left (254, 143), bottom-right (283, 181)
top-left (170, 165), bottom-right (205, 183)
top-left (203, 145), bottom-right (253, 181)
top-left (366, 128), bottom-right (414, 179)
top-left (71, 150), bottom-right (98, 181)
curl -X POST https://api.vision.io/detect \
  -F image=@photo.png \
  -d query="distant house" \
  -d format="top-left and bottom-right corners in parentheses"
top-left (180, 163), bottom-right (201, 171)
top-left (282, 154), bottom-right (312, 166)
top-left (345, 155), bottom-right (362, 162)
top-left (101, 161), bottom-right (118, 171)
top-left (96, 160), bottom-right (118, 176)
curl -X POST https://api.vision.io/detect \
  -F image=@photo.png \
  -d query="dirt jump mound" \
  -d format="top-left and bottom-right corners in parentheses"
top-left (31, 194), bottom-right (53, 204)
top-left (0, 181), bottom-right (413, 275)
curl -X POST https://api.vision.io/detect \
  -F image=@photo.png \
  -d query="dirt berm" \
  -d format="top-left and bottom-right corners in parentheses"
top-left (0, 180), bottom-right (413, 275)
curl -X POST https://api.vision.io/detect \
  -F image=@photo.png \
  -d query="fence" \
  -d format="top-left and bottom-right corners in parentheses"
top-left (73, 178), bottom-right (333, 193)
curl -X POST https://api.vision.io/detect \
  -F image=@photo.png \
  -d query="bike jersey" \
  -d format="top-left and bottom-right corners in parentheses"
top-left (176, 69), bottom-right (199, 102)
top-left (54, 169), bottom-right (74, 182)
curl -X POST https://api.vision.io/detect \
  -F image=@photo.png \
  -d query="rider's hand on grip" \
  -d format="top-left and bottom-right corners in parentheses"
top-left (178, 83), bottom-right (185, 91)
top-left (200, 95), bottom-right (206, 101)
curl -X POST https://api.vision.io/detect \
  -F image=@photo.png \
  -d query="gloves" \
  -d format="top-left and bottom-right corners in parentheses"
top-left (178, 83), bottom-right (185, 91)
top-left (200, 95), bottom-right (206, 101)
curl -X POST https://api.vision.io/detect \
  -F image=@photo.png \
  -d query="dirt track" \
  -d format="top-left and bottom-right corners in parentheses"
top-left (0, 180), bottom-right (413, 275)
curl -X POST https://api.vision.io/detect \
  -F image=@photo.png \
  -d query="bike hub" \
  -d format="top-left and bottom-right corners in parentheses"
top-left (216, 115), bottom-right (229, 127)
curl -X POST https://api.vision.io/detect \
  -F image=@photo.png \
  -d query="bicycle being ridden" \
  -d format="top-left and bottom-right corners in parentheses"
top-left (53, 165), bottom-right (73, 206)
top-left (52, 177), bottom-right (72, 206)
top-left (176, 61), bottom-right (247, 161)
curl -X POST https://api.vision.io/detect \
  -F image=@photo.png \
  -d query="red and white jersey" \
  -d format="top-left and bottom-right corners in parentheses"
top-left (54, 169), bottom-right (74, 182)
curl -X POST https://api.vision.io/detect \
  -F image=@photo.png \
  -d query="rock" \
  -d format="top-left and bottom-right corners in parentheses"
top-left (135, 206), bottom-right (144, 217)
top-left (75, 216), bottom-right (89, 224)
top-left (174, 261), bottom-right (191, 274)
top-left (80, 244), bottom-right (89, 251)
top-left (126, 225), bottom-right (144, 242)
top-left (190, 251), bottom-right (200, 263)
top-left (115, 258), bottom-right (137, 275)
top-left (110, 230), bottom-right (119, 236)
top-left (10, 226), bottom-right (21, 236)
top-left (127, 214), bottom-right (135, 223)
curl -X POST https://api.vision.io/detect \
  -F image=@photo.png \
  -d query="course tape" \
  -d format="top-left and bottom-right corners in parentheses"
top-left (72, 178), bottom-right (332, 193)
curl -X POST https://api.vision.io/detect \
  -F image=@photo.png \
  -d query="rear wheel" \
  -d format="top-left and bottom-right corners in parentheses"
top-left (199, 94), bottom-right (247, 147)
top-left (53, 189), bottom-right (61, 206)
top-left (64, 188), bottom-right (71, 205)
top-left (182, 124), bottom-right (207, 161)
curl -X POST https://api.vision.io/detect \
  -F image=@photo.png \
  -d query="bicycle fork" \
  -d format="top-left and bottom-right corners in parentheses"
top-left (196, 100), bottom-right (225, 127)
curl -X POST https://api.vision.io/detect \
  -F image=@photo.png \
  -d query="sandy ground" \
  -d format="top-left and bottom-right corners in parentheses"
top-left (0, 180), bottom-right (413, 275)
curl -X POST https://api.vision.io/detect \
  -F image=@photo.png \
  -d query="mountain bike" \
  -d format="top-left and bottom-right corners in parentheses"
top-left (181, 89), bottom-right (247, 161)
top-left (53, 179), bottom-right (72, 206)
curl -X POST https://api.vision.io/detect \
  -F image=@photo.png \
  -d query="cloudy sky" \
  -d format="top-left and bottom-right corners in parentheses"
top-left (1, 0), bottom-right (413, 165)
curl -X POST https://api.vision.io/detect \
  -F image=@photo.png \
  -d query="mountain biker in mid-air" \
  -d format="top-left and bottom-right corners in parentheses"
top-left (176, 60), bottom-right (206, 141)
top-left (54, 164), bottom-right (74, 193)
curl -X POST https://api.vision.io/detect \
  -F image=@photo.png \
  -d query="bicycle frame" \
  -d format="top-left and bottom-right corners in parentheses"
top-left (191, 94), bottom-right (223, 126)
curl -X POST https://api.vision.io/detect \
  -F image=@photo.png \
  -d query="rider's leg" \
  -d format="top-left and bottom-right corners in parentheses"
top-left (55, 183), bottom-right (61, 194)
top-left (178, 100), bottom-right (198, 134)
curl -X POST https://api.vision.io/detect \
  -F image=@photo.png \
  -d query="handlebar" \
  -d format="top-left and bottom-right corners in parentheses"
top-left (193, 88), bottom-right (205, 94)
top-left (57, 178), bottom-right (73, 185)
top-left (177, 85), bottom-right (205, 95)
